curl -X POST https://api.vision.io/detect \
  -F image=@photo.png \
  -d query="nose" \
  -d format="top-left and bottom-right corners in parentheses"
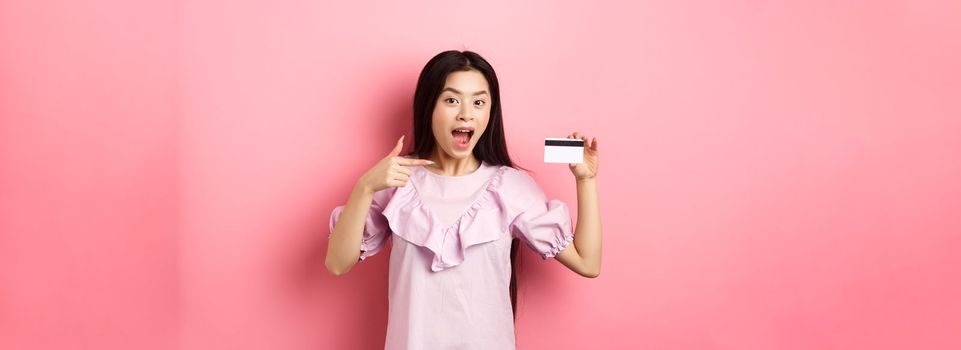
top-left (457, 109), bottom-right (474, 122)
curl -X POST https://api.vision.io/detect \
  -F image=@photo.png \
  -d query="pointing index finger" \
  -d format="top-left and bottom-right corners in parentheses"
top-left (398, 158), bottom-right (435, 166)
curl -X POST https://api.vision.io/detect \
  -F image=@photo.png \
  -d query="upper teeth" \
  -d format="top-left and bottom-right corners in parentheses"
top-left (454, 130), bottom-right (471, 133)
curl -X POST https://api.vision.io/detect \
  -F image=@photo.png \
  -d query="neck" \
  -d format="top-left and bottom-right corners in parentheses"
top-left (426, 149), bottom-right (481, 176)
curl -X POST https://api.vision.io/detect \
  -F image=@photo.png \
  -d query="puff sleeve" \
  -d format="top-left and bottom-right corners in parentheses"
top-left (507, 174), bottom-right (575, 260)
top-left (328, 188), bottom-right (395, 261)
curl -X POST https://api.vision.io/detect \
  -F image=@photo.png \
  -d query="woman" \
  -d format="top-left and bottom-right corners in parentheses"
top-left (326, 50), bottom-right (602, 349)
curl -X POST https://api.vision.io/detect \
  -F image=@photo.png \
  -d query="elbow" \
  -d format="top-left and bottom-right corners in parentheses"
top-left (325, 258), bottom-right (352, 277)
top-left (326, 264), bottom-right (349, 277)
top-left (580, 263), bottom-right (601, 278)
top-left (327, 266), bottom-right (348, 277)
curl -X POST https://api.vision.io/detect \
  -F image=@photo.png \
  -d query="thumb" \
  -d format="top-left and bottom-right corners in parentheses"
top-left (389, 135), bottom-right (404, 157)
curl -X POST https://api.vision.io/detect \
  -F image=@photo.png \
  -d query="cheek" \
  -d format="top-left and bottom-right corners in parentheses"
top-left (430, 109), bottom-right (444, 129)
top-left (478, 114), bottom-right (491, 134)
top-left (431, 105), bottom-right (454, 124)
top-left (431, 124), bottom-right (446, 141)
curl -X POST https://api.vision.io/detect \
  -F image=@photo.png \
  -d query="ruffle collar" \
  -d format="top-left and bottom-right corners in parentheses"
top-left (380, 164), bottom-right (513, 272)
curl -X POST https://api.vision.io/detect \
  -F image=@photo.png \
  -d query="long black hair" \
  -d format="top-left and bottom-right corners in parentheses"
top-left (407, 50), bottom-right (524, 320)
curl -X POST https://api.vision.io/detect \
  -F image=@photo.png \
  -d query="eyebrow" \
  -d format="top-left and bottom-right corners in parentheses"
top-left (441, 87), bottom-right (489, 97)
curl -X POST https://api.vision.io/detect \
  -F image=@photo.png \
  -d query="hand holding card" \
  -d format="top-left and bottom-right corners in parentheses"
top-left (564, 132), bottom-right (598, 181)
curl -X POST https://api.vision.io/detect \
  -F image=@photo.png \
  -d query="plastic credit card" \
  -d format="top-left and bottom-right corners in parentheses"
top-left (544, 138), bottom-right (584, 164)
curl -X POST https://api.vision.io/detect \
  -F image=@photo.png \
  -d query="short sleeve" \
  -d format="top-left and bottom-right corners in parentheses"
top-left (508, 181), bottom-right (575, 260)
top-left (328, 189), bottom-right (394, 261)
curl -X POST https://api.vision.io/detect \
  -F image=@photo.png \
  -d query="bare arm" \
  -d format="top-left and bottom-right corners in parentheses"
top-left (325, 182), bottom-right (375, 276)
top-left (555, 177), bottom-right (601, 278)
top-left (555, 132), bottom-right (602, 278)
top-left (325, 135), bottom-right (432, 276)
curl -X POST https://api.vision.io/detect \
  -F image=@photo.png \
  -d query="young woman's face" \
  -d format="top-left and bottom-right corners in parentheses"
top-left (431, 69), bottom-right (491, 160)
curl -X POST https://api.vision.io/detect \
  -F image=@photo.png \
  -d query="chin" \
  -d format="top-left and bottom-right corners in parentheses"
top-left (441, 144), bottom-right (475, 159)
top-left (446, 150), bottom-right (472, 159)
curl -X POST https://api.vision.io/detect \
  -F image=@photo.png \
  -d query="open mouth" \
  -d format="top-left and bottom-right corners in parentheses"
top-left (452, 129), bottom-right (474, 147)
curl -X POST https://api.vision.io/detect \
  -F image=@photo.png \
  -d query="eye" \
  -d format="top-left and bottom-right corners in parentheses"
top-left (445, 97), bottom-right (458, 104)
top-left (474, 100), bottom-right (486, 107)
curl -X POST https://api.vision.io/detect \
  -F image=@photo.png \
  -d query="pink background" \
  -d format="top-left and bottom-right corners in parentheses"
top-left (2, 0), bottom-right (960, 349)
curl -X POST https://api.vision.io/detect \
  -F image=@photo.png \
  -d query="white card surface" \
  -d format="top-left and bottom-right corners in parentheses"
top-left (544, 138), bottom-right (584, 163)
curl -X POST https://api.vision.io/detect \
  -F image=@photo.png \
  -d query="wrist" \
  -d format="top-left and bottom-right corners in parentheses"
top-left (354, 177), bottom-right (374, 196)
top-left (575, 176), bottom-right (597, 184)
